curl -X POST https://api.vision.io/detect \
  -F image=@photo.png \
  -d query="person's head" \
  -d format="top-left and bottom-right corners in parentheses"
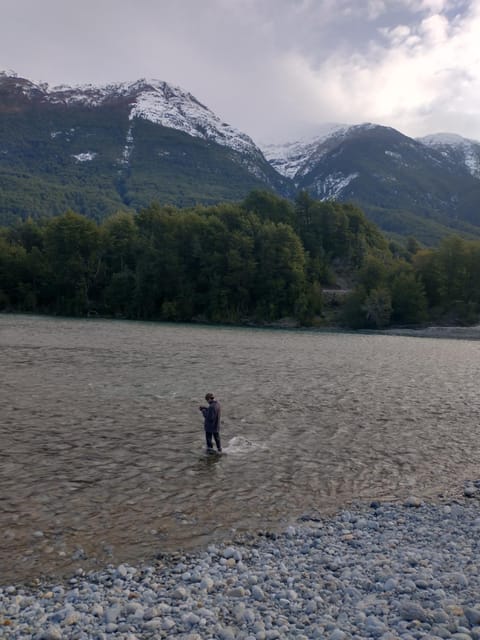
top-left (205, 392), bottom-right (214, 403)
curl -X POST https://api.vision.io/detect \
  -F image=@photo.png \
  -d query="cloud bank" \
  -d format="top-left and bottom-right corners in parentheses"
top-left (1, 0), bottom-right (479, 142)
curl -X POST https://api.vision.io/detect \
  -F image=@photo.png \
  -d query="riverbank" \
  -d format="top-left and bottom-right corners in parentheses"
top-left (379, 324), bottom-right (480, 340)
top-left (2, 484), bottom-right (480, 639)
top-left (5, 308), bottom-right (480, 341)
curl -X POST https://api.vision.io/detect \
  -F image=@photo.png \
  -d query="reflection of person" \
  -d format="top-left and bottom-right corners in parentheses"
top-left (199, 392), bottom-right (222, 453)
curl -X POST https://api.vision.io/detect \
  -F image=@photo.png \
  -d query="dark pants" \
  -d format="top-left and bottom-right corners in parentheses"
top-left (205, 431), bottom-right (221, 451)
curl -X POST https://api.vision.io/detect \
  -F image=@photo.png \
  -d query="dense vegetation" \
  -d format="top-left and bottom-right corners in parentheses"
top-left (0, 100), bottom-right (289, 226)
top-left (1, 190), bottom-right (480, 329)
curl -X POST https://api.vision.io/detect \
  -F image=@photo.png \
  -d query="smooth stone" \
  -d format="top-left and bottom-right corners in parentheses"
top-left (404, 496), bottom-right (423, 507)
top-left (251, 585), bottom-right (265, 600)
top-left (104, 605), bottom-right (122, 623)
top-left (200, 576), bottom-right (215, 591)
top-left (398, 601), bottom-right (429, 622)
top-left (465, 608), bottom-right (480, 626)
top-left (218, 626), bottom-right (237, 640)
top-left (161, 617), bottom-right (176, 630)
top-left (39, 628), bottom-right (62, 640)
top-left (182, 612), bottom-right (201, 625)
top-left (143, 618), bottom-right (163, 630)
top-left (223, 546), bottom-right (242, 561)
top-left (384, 578), bottom-right (397, 591)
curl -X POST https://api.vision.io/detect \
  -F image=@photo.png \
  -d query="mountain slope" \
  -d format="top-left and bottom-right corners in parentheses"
top-left (261, 123), bottom-right (347, 178)
top-left (263, 124), bottom-right (480, 243)
top-left (0, 73), bottom-right (290, 224)
top-left (3, 71), bottom-right (480, 244)
top-left (417, 132), bottom-right (480, 179)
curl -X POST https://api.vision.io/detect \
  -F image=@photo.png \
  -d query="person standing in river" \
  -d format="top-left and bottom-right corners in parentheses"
top-left (199, 393), bottom-right (222, 453)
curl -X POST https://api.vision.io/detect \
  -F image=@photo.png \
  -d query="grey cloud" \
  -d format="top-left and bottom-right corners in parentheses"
top-left (0, 0), bottom-right (479, 142)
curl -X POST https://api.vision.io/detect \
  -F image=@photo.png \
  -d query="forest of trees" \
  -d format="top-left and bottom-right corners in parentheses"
top-left (1, 190), bottom-right (480, 329)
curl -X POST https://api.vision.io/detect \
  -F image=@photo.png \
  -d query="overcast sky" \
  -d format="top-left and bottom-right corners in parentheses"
top-left (1, 0), bottom-right (479, 143)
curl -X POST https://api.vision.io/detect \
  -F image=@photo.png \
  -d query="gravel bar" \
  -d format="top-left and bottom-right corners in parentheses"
top-left (2, 484), bottom-right (480, 639)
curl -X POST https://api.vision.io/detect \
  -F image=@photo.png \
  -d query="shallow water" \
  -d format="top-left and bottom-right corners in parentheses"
top-left (2, 314), bottom-right (480, 583)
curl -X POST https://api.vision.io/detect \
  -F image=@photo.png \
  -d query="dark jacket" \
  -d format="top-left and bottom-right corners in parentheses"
top-left (201, 400), bottom-right (221, 433)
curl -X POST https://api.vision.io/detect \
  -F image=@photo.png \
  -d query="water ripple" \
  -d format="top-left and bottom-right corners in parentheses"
top-left (1, 315), bottom-right (480, 583)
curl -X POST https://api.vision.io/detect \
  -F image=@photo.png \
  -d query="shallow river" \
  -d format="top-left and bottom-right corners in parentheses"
top-left (1, 314), bottom-right (480, 584)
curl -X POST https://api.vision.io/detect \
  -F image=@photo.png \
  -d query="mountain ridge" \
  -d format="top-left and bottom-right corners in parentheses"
top-left (262, 122), bottom-right (480, 243)
top-left (0, 71), bottom-right (290, 223)
top-left (2, 70), bottom-right (480, 244)
top-left (0, 73), bottom-right (262, 157)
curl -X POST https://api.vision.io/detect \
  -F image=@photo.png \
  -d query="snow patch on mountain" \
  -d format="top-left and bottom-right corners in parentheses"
top-left (385, 150), bottom-right (402, 160)
top-left (420, 133), bottom-right (466, 146)
top-left (261, 123), bottom-right (384, 181)
top-left (3, 75), bottom-right (261, 159)
top-left (464, 148), bottom-right (480, 177)
top-left (261, 124), bottom-right (347, 179)
top-left (418, 132), bottom-right (480, 178)
top-left (120, 126), bottom-right (134, 166)
top-left (128, 81), bottom-right (258, 156)
top-left (72, 152), bottom-right (97, 162)
top-left (38, 78), bottom-right (259, 157)
top-left (51, 128), bottom-right (76, 140)
top-left (314, 172), bottom-right (359, 200)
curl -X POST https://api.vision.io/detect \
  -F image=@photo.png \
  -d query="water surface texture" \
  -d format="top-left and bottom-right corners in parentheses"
top-left (2, 315), bottom-right (480, 583)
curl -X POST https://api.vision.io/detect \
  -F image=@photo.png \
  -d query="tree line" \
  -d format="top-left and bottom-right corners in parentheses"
top-left (0, 190), bottom-right (479, 328)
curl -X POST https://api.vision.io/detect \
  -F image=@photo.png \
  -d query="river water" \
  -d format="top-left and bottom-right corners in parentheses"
top-left (1, 314), bottom-right (480, 584)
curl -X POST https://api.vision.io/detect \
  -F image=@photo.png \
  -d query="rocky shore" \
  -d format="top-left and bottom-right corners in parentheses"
top-left (2, 483), bottom-right (480, 639)
top-left (380, 325), bottom-right (480, 340)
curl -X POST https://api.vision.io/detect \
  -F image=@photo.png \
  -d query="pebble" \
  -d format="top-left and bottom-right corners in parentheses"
top-left (3, 494), bottom-right (480, 638)
top-left (466, 608), bottom-right (480, 626)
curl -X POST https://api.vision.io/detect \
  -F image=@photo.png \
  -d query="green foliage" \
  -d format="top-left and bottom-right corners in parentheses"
top-left (363, 287), bottom-right (393, 329)
top-left (342, 285), bottom-right (393, 329)
top-left (412, 235), bottom-right (480, 323)
top-left (357, 255), bottom-right (389, 293)
top-left (243, 190), bottom-right (296, 226)
top-left (2, 192), bottom-right (480, 329)
top-left (42, 211), bottom-right (101, 315)
top-left (0, 234), bottom-right (28, 309)
top-left (364, 204), bottom-right (480, 247)
top-left (389, 270), bottom-right (428, 324)
top-left (293, 193), bottom-right (388, 267)
top-left (0, 104), bottom-right (291, 225)
top-left (342, 286), bottom-right (369, 329)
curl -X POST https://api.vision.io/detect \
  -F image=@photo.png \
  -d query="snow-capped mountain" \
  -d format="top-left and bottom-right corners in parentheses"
top-left (60, 79), bottom-right (261, 158)
top-left (2, 70), bottom-right (480, 243)
top-left (417, 132), bottom-right (480, 179)
top-left (2, 73), bottom-right (259, 156)
top-left (0, 72), bottom-right (289, 222)
top-left (261, 123), bottom-right (347, 179)
top-left (262, 124), bottom-right (480, 186)
top-left (261, 123), bottom-right (480, 242)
